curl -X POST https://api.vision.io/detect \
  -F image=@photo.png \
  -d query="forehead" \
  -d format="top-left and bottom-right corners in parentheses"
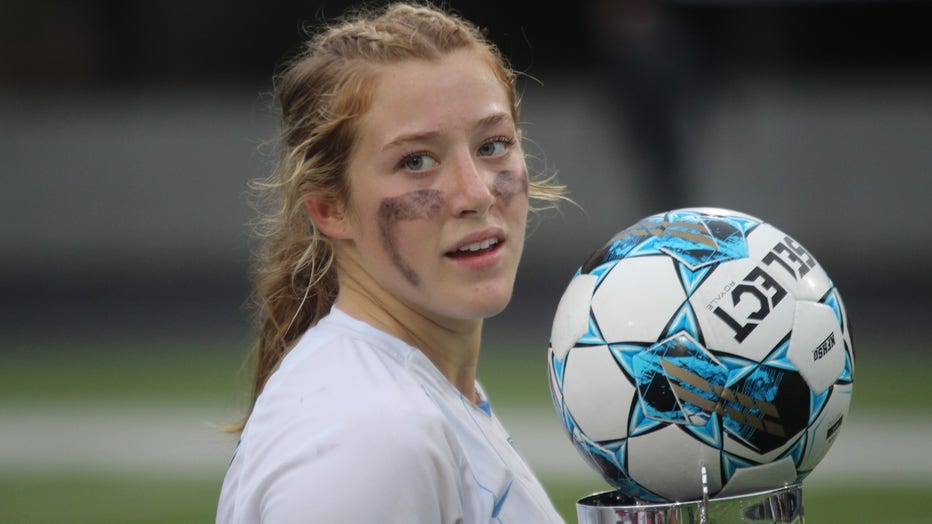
top-left (358, 49), bottom-right (514, 141)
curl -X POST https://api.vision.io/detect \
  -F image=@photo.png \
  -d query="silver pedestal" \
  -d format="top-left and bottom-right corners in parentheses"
top-left (577, 483), bottom-right (804, 523)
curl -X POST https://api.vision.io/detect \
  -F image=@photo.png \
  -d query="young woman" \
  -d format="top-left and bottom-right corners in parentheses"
top-left (217, 3), bottom-right (566, 522)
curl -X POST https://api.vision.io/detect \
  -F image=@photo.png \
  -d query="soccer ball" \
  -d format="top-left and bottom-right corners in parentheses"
top-left (547, 208), bottom-right (854, 503)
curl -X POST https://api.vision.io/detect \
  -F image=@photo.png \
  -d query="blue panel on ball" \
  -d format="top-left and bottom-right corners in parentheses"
top-left (721, 450), bottom-right (759, 480)
top-left (685, 411), bottom-right (724, 448)
top-left (839, 351), bottom-right (854, 383)
top-left (624, 210), bottom-right (757, 269)
top-left (633, 333), bottom-right (728, 426)
top-left (722, 366), bottom-right (782, 441)
top-left (588, 260), bottom-right (618, 288)
top-left (822, 288), bottom-right (845, 327)
top-left (809, 387), bottom-right (831, 424)
top-left (551, 353), bottom-right (568, 392)
top-left (677, 262), bottom-right (715, 296)
top-left (582, 438), bottom-right (666, 502)
top-left (663, 302), bottom-right (702, 341)
top-left (628, 398), bottom-right (666, 436)
top-left (786, 431), bottom-right (808, 467)
top-left (608, 343), bottom-right (647, 380)
top-left (761, 337), bottom-right (796, 372)
top-left (722, 364), bottom-right (811, 454)
top-left (580, 210), bottom-right (760, 272)
top-left (578, 312), bottom-right (606, 346)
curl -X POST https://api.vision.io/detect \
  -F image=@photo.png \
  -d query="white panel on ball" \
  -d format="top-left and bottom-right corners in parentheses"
top-left (746, 223), bottom-right (833, 303)
top-left (592, 257), bottom-right (685, 343)
top-left (681, 207), bottom-right (757, 220)
top-left (689, 258), bottom-right (797, 362)
top-left (717, 456), bottom-right (798, 498)
top-left (562, 346), bottom-right (636, 441)
top-left (689, 257), bottom-right (757, 351)
top-left (550, 273), bottom-right (598, 359)
top-left (627, 425), bottom-right (723, 501)
top-left (788, 301), bottom-right (845, 395)
top-left (795, 266), bottom-right (834, 303)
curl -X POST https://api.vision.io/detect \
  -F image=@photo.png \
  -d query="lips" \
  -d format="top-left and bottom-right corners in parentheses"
top-left (446, 233), bottom-right (504, 259)
top-left (457, 237), bottom-right (499, 253)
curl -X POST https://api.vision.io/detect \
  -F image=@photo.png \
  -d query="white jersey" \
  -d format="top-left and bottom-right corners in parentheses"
top-left (216, 307), bottom-right (564, 524)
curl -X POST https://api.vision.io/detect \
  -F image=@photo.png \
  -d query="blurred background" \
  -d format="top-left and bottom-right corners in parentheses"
top-left (1, 0), bottom-right (931, 522)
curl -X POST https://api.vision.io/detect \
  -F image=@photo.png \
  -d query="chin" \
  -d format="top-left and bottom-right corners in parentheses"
top-left (431, 276), bottom-right (518, 321)
top-left (465, 289), bottom-right (514, 320)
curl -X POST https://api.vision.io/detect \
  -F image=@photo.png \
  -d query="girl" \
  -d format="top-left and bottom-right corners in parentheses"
top-left (217, 3), bottom-right (566, 522)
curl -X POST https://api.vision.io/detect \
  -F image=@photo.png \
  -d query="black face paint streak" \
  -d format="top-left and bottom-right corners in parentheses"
top-left (378, 189), bottom-right (444, 286)
top-left (491, 171), bottom-right (528, 205)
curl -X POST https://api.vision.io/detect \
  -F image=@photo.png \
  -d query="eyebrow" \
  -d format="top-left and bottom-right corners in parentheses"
top-left (475, 111), bottom-right (512, 131)
top-left (381, 111), bottom-right (513, 152)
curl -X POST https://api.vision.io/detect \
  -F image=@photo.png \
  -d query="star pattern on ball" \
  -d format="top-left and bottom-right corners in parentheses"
top-left (599, 210), bottom-right (761, 271)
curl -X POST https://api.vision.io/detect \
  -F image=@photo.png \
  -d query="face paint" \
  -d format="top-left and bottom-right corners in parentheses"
top-left (378, 189), bottom-right (444, 286)
top-left (491, 170), bottom-right (528, 205)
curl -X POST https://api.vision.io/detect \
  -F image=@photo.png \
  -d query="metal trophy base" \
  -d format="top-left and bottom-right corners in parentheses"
top-left (576, 483), bottom-right (804, 523)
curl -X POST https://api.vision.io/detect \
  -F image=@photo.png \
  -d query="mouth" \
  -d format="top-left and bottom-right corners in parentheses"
top-left (446, 237), bottom-right (502, 259)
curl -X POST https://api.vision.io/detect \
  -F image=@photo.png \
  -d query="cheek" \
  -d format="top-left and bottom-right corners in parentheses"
top-left (375, 189), bottom-right (445, 286)
top-left (493, 171), bottom-right (530, 228)
top-left (492, 170), bottom-right (529, 207)
top-left (378, 190), bottom-right (444, 222)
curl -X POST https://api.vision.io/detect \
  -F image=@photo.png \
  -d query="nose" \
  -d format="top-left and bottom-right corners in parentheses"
top-left (447, 151), bottom-right (494, 217)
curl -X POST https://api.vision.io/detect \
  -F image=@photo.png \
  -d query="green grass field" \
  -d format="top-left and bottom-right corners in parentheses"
top-left (0, 334), bottom-right (929, 523)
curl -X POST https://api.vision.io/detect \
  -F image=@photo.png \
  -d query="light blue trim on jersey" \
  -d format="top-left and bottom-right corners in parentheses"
top-left (460, 393), bottom-right (516, 522)
top-left (228, 437), bottom-right (241, 465)
top-left (477, 399), bottom-right (492, 417)
top-left (492, 480), bottom-right (513, 519)
top-left (461, 394), bottom-right (508, 466)
top-left (468, 470), bottom-right (505, 523)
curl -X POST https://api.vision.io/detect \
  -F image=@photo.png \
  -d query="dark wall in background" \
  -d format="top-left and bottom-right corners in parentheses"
top-left (3, 1), bottom-right (930, 88)
top-left (2, 1), bottom-right (930, 344)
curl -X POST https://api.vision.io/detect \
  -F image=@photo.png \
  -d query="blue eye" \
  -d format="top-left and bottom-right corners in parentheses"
top-left (400, 152), bottom-right (437, 172)
top-left (478, 137), bottom-right (513, 158)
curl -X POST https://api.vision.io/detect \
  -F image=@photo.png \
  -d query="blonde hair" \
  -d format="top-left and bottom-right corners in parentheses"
top-left (235, 2), bottom-right (565, 431)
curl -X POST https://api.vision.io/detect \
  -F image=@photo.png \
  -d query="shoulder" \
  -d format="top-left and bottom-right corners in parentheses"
top-left (249, 348), bottom-right (454, 457)
top-left (257, 318), bottom-right (432, 418)
top-left (223, 328), bottom-right (468, 522)
top-left (240, 315), bottom-right (459, 469)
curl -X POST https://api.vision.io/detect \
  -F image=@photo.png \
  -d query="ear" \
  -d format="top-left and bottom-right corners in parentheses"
top-left (304, 196), bottom-right (352, 240)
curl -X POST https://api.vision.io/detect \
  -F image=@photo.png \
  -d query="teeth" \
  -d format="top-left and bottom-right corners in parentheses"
top-left (458, 238), bottom-right (499, 252)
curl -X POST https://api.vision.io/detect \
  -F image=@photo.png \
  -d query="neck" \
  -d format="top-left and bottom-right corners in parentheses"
top-left (335, 273), bottom-right (484, 404)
